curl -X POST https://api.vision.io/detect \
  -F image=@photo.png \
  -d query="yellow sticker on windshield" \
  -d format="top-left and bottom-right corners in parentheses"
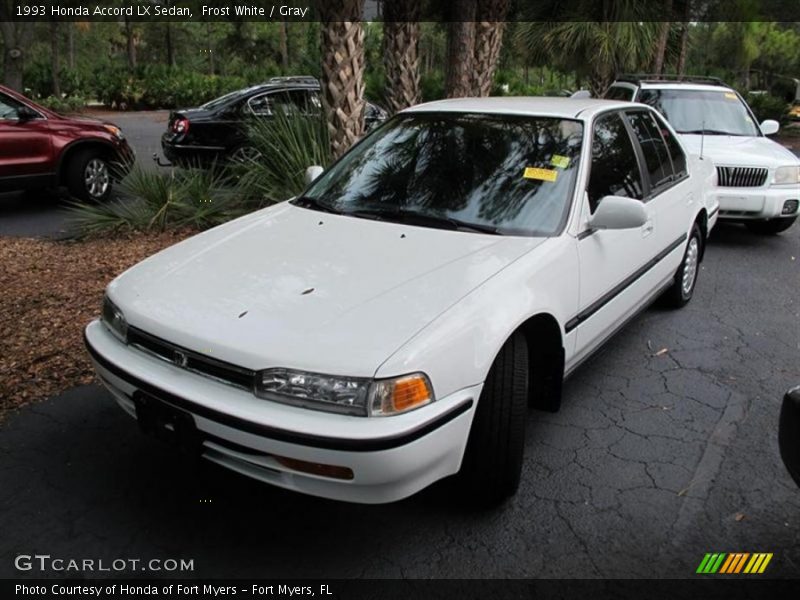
top-left (524, 167), bottom-right (558, 182)
top-left (724, 92), bottom-right (737, 100)
top-left (551, 155), bottom-right (571, 169)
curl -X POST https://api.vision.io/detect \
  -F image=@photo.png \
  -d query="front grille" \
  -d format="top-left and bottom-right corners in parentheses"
top-left (716, 166), bottom-right (768, 187)
top-left (127, 327), bottom-right (255, 390)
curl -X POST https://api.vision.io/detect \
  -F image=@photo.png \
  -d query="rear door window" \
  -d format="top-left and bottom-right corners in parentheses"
top-left (651, 111), bottom-right (688, 178)
top-left (587, 112), bottom-right (645, 212)
top-left (626, 111), bottom-right (674, 192)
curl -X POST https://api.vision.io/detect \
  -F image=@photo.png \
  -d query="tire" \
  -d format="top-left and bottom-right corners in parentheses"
top-left (456, 331), bottom-right (529, 505)
top-left (745, 217), bottom-right (797, 235)
top-left (664, 223), bottom-right (703, 308)
top-left (66, 149), bottom-right (112, 202)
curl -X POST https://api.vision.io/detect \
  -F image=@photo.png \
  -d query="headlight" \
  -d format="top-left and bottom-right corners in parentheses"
top-left (255, 369), bottom-right (434, 417)
top-left (103, 124), bottom-right (124, 140)
top-left (773, 165), bottom-right (800, 185)
top-left (101, 294), bottom-right (128, 342)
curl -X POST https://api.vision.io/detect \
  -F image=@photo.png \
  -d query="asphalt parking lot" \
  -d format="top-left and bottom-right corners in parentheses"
top-left (0, 113), bottom-right (798, 579)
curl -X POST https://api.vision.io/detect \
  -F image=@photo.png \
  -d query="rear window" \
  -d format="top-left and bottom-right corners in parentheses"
top-left (605, 86), bottom-right (636, 101)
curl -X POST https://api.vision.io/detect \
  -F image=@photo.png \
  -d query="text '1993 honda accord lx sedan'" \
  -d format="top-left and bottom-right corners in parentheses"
top-left (85, 98), bottom-right (716, 505)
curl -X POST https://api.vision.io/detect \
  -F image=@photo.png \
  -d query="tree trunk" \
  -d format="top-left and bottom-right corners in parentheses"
top-left (279, 21), bottom-right (289, 70)
top-left (444, 0), bottom-right (477, 98)
top-left (50, 22), bottom-right (61, 98)
top-left (124, 18), bottom-right (137, 70)
top-left (472, 0), bottom-right (508, 97)
top-left (676, 22), bottom-right (690, 76)
top-left (652, 2), bottom-right (673, 76)
top-left (319, 1), bottom-right (366, 160)
top-left (676, 1), bottom-right (691, 77)
top-left (165, 23), bottom-right (176, 68)
top-left (382, 0), bottom-right (421, 114)
top-left (67, 23), bottom-right (75, 70)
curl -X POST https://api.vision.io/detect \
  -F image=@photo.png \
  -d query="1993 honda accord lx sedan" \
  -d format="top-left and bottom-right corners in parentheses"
top-left (85, 98), bottom-right (716, 505)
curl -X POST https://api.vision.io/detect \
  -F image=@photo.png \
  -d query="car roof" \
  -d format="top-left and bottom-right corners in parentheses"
top-left (402, 97), bottom-right (634, 119)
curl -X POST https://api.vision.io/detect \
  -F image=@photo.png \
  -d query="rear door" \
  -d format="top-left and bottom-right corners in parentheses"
top-left (572, 111), bottom-right (654, 361)
top-left (0, 91), bottom-right (52, 186)
top-left (625, 108), bottom-right (693, 281)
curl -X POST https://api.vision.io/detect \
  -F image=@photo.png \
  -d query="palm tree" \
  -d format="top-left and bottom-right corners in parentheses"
top-left (517, 17), bottom-right (658, 97)
top-left (382, 0), bottom-right (421, 113)
top-left (0, 0), bottom-right (33, 91)
top-left (318, 0), bottom-right (366, 159)
top-left (652, 0), bottom-right (674, 76)
top-left (444, 0), bottom-right (477, 98)
top-left (473, 0), bottom-right (509, 96)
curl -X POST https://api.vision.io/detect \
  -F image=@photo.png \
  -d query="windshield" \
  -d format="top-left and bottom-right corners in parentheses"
top-left (639, 89), bottom-right (760, 137)
top-left (299, 113), bottom-right (584, 236)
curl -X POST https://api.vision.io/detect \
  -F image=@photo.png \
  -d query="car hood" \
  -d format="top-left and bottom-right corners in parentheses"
top-left (109, 204), bottom-right (544, 376)
top-left (679, 134), bottom-right (799, 167)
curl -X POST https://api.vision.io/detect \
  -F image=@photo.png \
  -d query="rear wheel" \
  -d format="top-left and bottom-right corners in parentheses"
top-left (745, 217), bottom-right (796, 235)
top-left (663, 223), bottom-right (703, 308)
top-left (66, 149), bottom-right (112, 202)
top-left (456, 331), bottom-right (529, 505)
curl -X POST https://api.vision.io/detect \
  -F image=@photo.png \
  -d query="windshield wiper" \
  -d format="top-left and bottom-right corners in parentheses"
top-left (679, 129), bottom-right (743, 136)
top-left (292, 195), bottom-right (343, 214)
top-left (345, 208), bottom-right (502, 235)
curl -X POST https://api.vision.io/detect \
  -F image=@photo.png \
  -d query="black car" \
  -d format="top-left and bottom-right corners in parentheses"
top-left (161, 76), bottom-right (388, 166)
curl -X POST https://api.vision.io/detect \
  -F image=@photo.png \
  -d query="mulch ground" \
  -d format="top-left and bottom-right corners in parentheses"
top-left (0, 231), bottom-right (193, 421)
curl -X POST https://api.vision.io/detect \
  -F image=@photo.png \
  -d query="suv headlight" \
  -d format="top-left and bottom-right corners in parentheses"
top-left (101, 294), bottom-right (128, 342)
top-left (255, 369), bottom-right (434, 417)
top-left (773, 165), bottom-right (800, 185)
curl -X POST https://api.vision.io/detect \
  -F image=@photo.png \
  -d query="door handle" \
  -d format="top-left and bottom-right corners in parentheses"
top-left (642, 220), bottom-right (654, 238)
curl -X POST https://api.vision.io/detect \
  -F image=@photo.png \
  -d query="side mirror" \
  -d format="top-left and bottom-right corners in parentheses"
top-left (588, 196), bottom-right (647, 230)
top-left (304, 165), bottom-right (324, 185)
top-left (779, 386), bottom-right (800, 488)
top-left (16, 105), bottom-right (39, 120)
top-left (570, 90), bottom-right (592, 100)
top-left (760, 119), bottom-right (780, 136)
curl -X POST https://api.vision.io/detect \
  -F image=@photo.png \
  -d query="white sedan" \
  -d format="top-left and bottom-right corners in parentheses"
top-left (85, 98), bottom-right (715, 505)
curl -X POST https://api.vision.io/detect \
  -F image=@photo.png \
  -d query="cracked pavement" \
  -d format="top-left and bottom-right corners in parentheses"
top-left (1, 220), bottom-right (797, 579)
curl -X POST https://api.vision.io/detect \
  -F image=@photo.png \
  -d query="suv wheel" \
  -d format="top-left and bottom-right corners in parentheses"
top-left (67, 149), bottom-right (112, 202)
top-left (745, 217), bottom-right (797, 235)
top-left (664, 223), bottom-right (703, 308)
top-left (456, 331), bottom-right (529, 505)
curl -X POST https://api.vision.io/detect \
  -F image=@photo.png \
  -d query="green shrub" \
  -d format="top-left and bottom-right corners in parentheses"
top-left (236, 109), bottom-right (330, 204)
top-left (37, 95), bottom-right (88, 113)
top-left (91, 64), bottom-right (247, 110)
top-left (746, 93), bottom-right (789, 123)
top-left (65, 165), bottom-right (264, 236)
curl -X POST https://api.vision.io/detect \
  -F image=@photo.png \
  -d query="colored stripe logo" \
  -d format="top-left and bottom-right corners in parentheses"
top-left (696, 553), bottom-right (773, 574)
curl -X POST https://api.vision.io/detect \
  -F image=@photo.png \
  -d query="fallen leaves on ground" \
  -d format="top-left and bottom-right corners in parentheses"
top-left (0, 231), bottom-right (193, 421)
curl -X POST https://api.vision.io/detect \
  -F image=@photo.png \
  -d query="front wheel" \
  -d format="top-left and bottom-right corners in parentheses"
top-left (66, 149), bottom-right (113, 202)
top-left (745, 217), bottom-right (797, 235)
top-left (456, 331), bottom-right (529, 505)
top-left (663, 223), bottom-right (703, 308)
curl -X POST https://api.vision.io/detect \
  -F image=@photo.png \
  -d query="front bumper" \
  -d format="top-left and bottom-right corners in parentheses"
top-left (84, 320), bottom-right (477, 504)
top-left (716, 186), bottom-right (799, 220)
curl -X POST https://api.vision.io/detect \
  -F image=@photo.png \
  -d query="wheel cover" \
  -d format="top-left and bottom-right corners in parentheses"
top-left (682, 237), bottom-right (699, 296)
top-left (84, 158), bottom-right (110, 198)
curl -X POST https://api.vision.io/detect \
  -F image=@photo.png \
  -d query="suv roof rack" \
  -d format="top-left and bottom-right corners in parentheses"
top-left (617, 74), bottom-right (729, 87)
top-left (265, 76), bottom-right (319, 85)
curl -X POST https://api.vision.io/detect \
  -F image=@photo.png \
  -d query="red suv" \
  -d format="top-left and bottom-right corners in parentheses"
top-left (0, 85), bottom-right (134, 202)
